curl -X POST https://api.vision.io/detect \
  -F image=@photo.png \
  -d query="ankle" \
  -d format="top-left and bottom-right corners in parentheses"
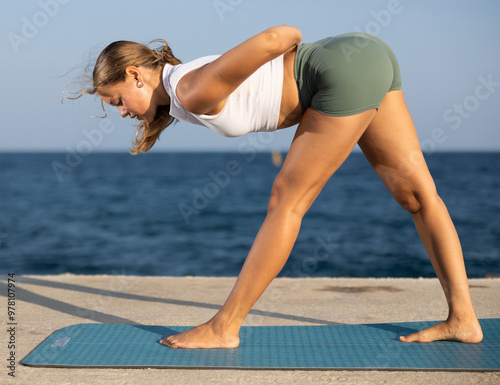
top-left (447, 306), bottom-right (478, 323)
top-left (209, 312), bottom-right (243, 335)
top-left (446, 292), bottom-right (477, 315)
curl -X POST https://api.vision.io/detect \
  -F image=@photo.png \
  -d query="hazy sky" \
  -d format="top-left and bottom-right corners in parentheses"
top-left (2, 0), bottom-right (499, 153)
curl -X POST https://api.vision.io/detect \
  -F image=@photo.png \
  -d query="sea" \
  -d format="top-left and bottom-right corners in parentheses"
top-left (1, 152), bottom-right (499, 278)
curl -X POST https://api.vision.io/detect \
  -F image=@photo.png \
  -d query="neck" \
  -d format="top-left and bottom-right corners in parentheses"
top-left (152, 66), bottom-right (170, 106)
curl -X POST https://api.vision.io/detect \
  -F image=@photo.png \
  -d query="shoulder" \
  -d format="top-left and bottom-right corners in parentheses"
top-left (164, 55), bottom-right (220, 92)
top-left (175, 26), bottom-right (302, 115)
top-left (162, 56), bottom-right (220, 123)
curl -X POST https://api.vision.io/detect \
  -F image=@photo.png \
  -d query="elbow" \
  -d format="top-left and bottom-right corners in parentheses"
top-left (263, 26), bottom-right (302, 55)
top-left (262, 30), bottom-right (283, 55)
top-left (287, 25), bottom-right (303, 45)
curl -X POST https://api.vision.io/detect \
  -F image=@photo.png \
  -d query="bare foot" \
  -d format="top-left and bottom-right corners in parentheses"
top-left (159, 321), bottom-right (240, 349)
top-left (400, 315), bottom-right (483, 343)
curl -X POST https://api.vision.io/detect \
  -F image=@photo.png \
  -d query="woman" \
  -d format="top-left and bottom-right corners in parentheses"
top-left (79, 25), bottom-right (482, 348)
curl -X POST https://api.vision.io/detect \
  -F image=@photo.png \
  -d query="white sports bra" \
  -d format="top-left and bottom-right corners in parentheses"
top-left (162, 54), bottom-right (284, 137)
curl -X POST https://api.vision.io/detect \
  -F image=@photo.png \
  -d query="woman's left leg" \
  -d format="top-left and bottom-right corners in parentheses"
top-left (358, 89), bottom-right (483, 343)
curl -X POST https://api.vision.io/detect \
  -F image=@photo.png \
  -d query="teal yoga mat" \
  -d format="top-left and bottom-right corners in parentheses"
top-left (22, 319), bottom-right (500, 370)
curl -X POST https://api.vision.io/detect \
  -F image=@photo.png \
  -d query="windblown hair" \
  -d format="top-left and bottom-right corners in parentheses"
top-left (65, 39), bottom-right (181, 154)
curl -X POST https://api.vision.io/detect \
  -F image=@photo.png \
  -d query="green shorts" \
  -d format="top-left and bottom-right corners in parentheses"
top-left (294, 33), bottom-right (402, 116)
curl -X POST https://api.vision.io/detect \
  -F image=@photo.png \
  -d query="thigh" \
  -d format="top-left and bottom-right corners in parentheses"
top-left (357, 89), bottom-right (436, 196)
top-left (274, 107), bottom-right (376, 216)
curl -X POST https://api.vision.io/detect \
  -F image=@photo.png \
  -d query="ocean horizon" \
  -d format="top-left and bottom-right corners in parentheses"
top-left (1, 151), bottom-right (499, 278)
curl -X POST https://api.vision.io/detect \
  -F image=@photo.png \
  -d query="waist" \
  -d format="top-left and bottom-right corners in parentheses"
top-left (277, 47), bottom-right (303, 129)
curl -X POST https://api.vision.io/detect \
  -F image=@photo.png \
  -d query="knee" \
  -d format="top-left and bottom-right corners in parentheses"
top-left (268, 176), bottom-right (287, 212)
top-left (393, 188), bottom-right (440, 215)
top-left (268, 176), bottom-right (309, 218)
top-left (394, 191), bottom-right (423, 214)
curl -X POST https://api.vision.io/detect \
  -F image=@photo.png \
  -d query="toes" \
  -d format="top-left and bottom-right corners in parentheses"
top-left (400, 333), bottom-right (415, 343)
top-left (399, 322), bottom-right (453, 343)
top-left (159, 336), bottom-right (179, 348)
top-left (399, 332), bottom-right (425, 343)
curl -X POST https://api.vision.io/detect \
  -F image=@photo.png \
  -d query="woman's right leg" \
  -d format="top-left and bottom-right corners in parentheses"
top-left (161, 107), bottom-right (376, 348)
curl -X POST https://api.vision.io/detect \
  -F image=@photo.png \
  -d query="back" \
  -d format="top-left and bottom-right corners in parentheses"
top-left (163, 55), bottom-right (284, 137)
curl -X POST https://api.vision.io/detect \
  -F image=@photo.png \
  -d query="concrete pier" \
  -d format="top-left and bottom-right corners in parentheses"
top-left (5, 275), bottom-right (500, 384)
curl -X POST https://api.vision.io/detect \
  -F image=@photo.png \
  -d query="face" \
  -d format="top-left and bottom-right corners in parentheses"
top-left (97, 67), bottom-right (159, 124)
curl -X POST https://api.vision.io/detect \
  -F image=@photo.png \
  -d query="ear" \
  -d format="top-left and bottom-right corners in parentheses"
top-left (125, 66), bottom-right (142, 83)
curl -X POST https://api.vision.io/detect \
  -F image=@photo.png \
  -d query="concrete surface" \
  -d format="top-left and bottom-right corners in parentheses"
top-left (2, 275), bottom-right (499, 385)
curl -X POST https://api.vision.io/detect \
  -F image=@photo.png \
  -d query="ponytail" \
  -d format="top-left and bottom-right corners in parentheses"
top-left (65, 39), bottom-right (181, 154)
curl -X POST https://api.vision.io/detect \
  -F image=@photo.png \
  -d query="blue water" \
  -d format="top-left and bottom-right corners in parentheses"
top-left (1, 152), bottom-right (499, 278)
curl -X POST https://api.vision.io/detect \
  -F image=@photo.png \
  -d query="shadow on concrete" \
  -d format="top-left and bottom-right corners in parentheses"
top-left (10, 276), bottom-right (340, 326)
top-left (2, 281), bottom-right (139, 324)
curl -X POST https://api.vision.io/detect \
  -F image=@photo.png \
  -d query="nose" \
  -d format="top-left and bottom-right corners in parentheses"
top-left (118, 106), bottom-right (128, 118)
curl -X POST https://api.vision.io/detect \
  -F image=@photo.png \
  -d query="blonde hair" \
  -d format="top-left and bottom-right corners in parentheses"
top-left (66, 39), bottom-right (181, 154)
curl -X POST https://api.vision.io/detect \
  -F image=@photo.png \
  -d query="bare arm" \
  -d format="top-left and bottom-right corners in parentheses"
top-left (177, 25), bottom-right (302, 114)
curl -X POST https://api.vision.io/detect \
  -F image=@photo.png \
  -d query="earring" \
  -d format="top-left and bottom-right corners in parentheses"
top-left (137, 81), bottom-right (143, 88)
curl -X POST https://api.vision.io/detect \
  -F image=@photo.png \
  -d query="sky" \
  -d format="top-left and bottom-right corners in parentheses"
top-left (1, 0), bottom-right (499, 153)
